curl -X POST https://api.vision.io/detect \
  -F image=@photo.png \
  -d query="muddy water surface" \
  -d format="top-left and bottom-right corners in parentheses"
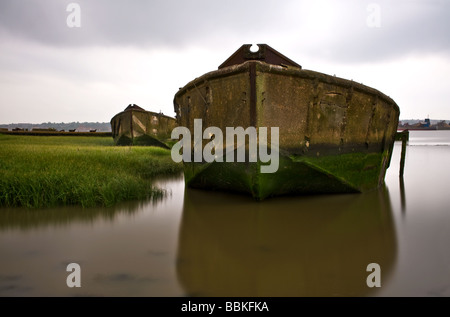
top-left (1, 131), bottom-right (450, 296)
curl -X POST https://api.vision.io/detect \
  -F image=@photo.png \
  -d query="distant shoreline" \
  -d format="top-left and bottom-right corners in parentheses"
top-left (0, 130), bottom-right (112, 137)
top-left (397, 127), bottom-right (450, 131)
top-left (0, 122), bottom-right (112, 133)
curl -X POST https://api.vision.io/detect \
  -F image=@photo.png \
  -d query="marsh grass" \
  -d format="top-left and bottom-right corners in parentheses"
top-left (0, 134), bottom-right (182, 208)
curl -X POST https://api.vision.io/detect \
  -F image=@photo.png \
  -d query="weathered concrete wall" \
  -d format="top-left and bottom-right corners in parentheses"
top-left (256, 63), bottom-right (399, 156)
top-left (174, 61), bottom-right (399, 156)
top-left (173, 61), bottom-right (400, 198)
top-left (175, 67), bottom-right (251, 133)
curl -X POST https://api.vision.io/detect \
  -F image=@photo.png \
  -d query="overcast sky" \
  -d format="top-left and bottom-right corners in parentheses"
top-left (1, 0), bottom-right (450, 124)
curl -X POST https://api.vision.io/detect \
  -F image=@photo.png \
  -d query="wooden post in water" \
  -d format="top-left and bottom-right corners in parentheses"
top-left (398, 130), bottom-right (409, 177)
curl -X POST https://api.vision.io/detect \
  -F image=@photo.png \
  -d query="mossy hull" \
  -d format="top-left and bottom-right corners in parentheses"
top-left (184, 149), bottom-right (391, 200)
top-left (115, 134), bottom-right (170, 148)
top-left (174, 60), bottom-right (400, 199)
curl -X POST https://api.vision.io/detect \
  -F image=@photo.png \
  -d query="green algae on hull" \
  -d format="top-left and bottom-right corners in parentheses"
top-left (115, 134), bottom-right (170, 148)
top-left (184, 150), bottom-right (390, 200)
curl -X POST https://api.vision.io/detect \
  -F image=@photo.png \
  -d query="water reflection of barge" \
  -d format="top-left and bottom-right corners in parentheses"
top-left (174, 44), bottom-right (400, 200)
top-left (176, 186), bottom-right (396, 296)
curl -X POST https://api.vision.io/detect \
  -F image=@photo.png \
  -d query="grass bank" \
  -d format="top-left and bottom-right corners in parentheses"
top-left (0, 134), bottom-right (182, 208)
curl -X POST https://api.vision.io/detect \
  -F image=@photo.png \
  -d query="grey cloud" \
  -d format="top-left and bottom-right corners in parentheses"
top-left (1, 0), bottom-right (449, 62)
top-left (0, 0), bottom-right (288, 48)
top-left (299, 0), bottom-right (450, 63)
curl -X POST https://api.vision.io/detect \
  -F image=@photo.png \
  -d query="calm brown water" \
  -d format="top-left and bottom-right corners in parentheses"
top-left (1, 130), bottom-right (450, 297)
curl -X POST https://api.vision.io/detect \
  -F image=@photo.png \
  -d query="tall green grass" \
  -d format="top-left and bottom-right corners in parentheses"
top-left (0, 134), bottom-right (182, 208)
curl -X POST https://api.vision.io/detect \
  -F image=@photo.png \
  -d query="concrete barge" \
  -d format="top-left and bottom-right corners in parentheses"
top-left (110, 104), bottom-right (177, 147)
top-left (173, 44), bottom-right (400, 199)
